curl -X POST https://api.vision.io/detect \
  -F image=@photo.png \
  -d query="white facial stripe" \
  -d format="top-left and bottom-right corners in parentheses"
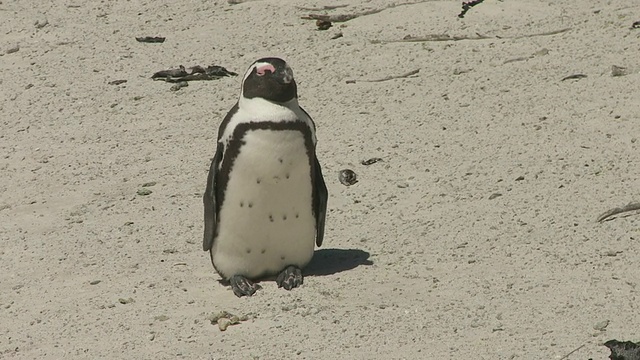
top-left (242, 61), bottom-right (273, 83)
top-left (282, 65), bottom-right (294, 84)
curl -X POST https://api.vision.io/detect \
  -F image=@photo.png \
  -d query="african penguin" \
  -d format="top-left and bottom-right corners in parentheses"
top-left (203, 57), bottom-right (328, 297)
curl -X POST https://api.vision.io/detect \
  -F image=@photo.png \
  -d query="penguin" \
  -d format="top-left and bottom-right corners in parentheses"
top-left (202, 57), bottom-right (328, 297)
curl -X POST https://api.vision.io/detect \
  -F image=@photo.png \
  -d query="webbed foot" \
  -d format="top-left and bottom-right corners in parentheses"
top-left (276, 265), bottom-right (303, 291)
top-left (229, 275), bottom-right (261, 297)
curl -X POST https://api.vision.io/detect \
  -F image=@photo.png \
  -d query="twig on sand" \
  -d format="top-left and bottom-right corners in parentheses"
top-left (597, 202), bottom-right (640, 222)
top-left (559, 343), bottom-right (586, 360)
top-left (301, 0), bottom-right (434, 23)
top-left (295, 4), bottom-right (348, 11)
top-left (345, 69), bottom-right (420, 84)
top-left (511, 27), bottom-right (572, 39)
top-left (227, 0), bottom-right (261, 4)
top-left (373, 27), bottom-right (572, 43)
top-left (373, 33), bottom-right (491, 43)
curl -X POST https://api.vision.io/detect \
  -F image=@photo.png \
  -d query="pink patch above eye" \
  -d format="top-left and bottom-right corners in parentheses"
top-left (256, 64), bottom-right (276, 76)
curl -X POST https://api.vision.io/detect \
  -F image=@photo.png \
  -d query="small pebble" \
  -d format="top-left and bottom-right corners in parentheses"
top-left (89, 280), bottom-right (101, 285)
top-left (34, 17), bottom-right (48, 29)
top-left (207, 311), bottom-right (249, 331)
top-left (593, 319), bottom-right (609, 331)
top-left (611, 65), bottom-right (630, 77)
top-left (208, 311), bottom-right (231, 324)
top-left (170, 81), bottom-right (189, 91)
top-left (137, 188), bottom-right (152, 196)
top-left (218, 318), bottom-right (232, 331)
top-left (534, 48), bottom-right (550, 56)
top-left (118, 297), bottom-right (134, 304)
top-left (5, 44), bottom-right (19, 54)
top-left (154, 315), bottom-right (169, 321)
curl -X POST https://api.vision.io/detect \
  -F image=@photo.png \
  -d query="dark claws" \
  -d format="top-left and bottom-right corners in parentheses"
top-left (276, 266), bottom-right (304, 290)
top-left (229, 275), bottom-right (262, 297)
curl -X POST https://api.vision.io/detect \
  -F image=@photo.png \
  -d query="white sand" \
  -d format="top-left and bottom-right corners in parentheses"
top-left (1, 0), bottom-right (639, 358)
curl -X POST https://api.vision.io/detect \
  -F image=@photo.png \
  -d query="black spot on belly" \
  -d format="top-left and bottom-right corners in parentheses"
top-left (248, 202), bottom-right (253, 208)
top-left (285, 173), bottom-right (290, 179)
top-left (240, 201), bottom-right (244, 207)
top-left (256, 178), bottom-right (261, 184)
top-left (282, 214), bottom-right (287, 221)
top-left (295, 213), bottom-right (299, 218)
top-left (280, 255), bottom-right (286, 260)
top-left (261, 249), bottom-right (266, 254)
top-left (278, 158), bottom-right (283, 164)
top-left (269, 214), bottom-right (274, 222)
top-left (246, 248), bottom-right (251, 254)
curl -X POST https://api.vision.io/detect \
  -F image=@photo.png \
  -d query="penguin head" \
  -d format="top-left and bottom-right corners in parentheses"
top-left (241, 57), bottom-right (297, 103)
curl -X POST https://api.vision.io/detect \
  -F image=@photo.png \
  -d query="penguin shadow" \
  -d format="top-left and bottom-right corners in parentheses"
top-left (216, 248), bottom-right (372, 287)
top-left (304, 248), bottom-right (373, 277)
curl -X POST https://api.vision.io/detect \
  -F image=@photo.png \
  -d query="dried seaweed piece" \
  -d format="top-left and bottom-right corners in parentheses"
top-left (597, 202), bottom-right (640, 222)
top-left (136, 36), bottom-right (165, 43)
top-left (458, 0), bottom-right (485, 18)
top-left (561, 74), bottom-right (587, 81)
top-left (108, 79), bottom-right (127, 85)
top-left (152, 65), bottom-right (238, 82)
top-left (361, 158), bottom-right (382, 165)
top-left (346, 69), bottom-right (419, 84)
top-left (301, 0), bottom-right (433, 23)
top-left (296, 5), bottom-right (348, 11)
top-left (604, 340), bottom-right (640, 360)
top-left (170, 81), bottom-right (189, 91)
top-left (374, 28), bottom-right (571, 44)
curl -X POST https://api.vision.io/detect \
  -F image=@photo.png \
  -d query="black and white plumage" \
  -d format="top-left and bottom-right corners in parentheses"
top-left (203, 57), bottom-right (328, 297)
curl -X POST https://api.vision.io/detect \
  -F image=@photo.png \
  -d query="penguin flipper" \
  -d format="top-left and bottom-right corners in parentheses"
top-left (314, 157), bottom-right (328, 247)
top-left (203, 143), bottom-right (223, 251)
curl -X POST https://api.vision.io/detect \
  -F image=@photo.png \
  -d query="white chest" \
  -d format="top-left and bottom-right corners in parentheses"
top-left (212, 129), bottom-right (316, 279)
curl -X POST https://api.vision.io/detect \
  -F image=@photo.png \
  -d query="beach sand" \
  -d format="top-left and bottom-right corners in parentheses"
top-left (1, 0), bottom-right (639, 358)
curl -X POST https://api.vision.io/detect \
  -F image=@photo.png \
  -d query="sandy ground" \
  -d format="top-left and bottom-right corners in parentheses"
top-left (1, 0), bottom-right (640, 359)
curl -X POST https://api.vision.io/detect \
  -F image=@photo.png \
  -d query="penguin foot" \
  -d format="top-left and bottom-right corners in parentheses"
top-left (276, 266), bottom-right (303, 290)
top-left (229, 275), bottom-right (261, 297)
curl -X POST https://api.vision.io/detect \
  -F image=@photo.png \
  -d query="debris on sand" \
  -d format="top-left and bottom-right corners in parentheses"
top-left (316, 20), bottom-right (332, 30)
top-left (604, 340), bottom-right (640, 360)
top-left (339, 169), bottom-right (358, 186)
top-left (458, 0), bottom-right (486, 19)
top-left (136, 36), bottom-right (165, 43)
top-left (361, 158), bottom-right (382, 166)
top-left (207, 311), bottom-right (250, 331)
top-left (152, 65), bottom-right (238, 83)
